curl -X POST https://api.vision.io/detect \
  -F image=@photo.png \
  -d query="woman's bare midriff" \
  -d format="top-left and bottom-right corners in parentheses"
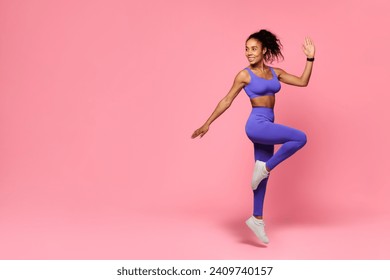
top-left (250, 95), bottom-right (275, 109)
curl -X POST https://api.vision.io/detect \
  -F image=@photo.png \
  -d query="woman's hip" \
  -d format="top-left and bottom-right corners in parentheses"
top-left (245, 107), bottom-right (275, 135)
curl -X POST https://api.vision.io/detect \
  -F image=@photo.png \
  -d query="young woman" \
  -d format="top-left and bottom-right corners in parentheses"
top-left (191, 29), bottom-right (315, 244)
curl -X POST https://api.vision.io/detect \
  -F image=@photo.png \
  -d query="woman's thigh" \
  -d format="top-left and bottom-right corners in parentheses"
top-left (248, 122), bottom-right (306, 145)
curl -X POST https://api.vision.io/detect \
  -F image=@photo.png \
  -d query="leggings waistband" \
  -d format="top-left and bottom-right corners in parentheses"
top-left (249, 106), bottom-right (274, 121)
top-left (251, 106), bottom-right (274, 111)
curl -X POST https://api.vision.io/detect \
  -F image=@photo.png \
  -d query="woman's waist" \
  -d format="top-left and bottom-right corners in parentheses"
top-left (249, 106), bottom-right (274, 114)
top-left (250, 95), bottom-right (275, 109)
top-left (251, 105), bottom-right (274, 110)
top-left (246, 111), bottom-right (275, 124)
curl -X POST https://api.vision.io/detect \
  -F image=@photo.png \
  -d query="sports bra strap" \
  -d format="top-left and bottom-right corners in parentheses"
top-left (270, 67), bottom-right (277, 78)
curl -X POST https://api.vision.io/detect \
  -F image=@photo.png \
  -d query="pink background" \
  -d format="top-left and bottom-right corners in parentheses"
top-left (0, 0), bottom-right (389, 259)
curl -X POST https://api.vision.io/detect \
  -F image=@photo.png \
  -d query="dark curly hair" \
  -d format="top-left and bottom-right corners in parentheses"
top-left (246, 29), bottom-right (284, 64)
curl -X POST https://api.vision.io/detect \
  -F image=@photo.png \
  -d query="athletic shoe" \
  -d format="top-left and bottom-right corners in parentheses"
top-left (251, 160), bottom-right (269, 190)
top-left (245, 216), bottom-right (269, 244)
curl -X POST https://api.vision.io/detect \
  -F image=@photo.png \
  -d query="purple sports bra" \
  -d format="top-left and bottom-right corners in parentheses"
top-left (243, 67), bottom-right (281, 99)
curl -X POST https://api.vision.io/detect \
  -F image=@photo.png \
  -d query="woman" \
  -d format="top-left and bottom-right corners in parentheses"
top-left (191, 29), bottom-right (315, 244)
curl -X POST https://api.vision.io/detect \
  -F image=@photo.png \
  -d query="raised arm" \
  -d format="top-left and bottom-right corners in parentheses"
top-left (191, 70), bottom-right (247, 139)
top-left (274, 37), bottom-right (315, 87)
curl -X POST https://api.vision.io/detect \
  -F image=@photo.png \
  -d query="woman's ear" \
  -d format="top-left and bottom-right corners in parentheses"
top-left (263, 47), bottom-right (267, 54)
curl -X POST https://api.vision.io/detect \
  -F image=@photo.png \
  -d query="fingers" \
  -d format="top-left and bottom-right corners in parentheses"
top-left (302, 36), bottom-right (315, 57)
top-left (192, 126), bottom-right (208, 139)
top-left (191, 130), bottom-right (199, 138)
top-left (304, 36), bottom-right (314, 46)
top-left (191, 129), bottom-right (203, 139)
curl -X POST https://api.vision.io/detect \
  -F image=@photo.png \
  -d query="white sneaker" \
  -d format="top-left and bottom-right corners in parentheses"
top-left (245, 216), bottom-right (269, 244)
top-left (251, 160), bottom-right (269, 190)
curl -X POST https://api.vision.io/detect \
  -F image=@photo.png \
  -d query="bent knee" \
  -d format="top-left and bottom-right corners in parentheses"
top-left (298, 132), bottom-right (307, 148)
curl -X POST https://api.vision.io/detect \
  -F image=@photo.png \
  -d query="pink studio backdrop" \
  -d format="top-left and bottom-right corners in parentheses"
top-left (0, 0), bottom-right (389, 259)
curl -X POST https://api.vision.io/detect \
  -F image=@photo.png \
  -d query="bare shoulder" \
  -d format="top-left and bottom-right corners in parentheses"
top-left (271, 67), bottom-right (286, 78)
top-left (223, 68), bottom-right (250, 103)
top-left (235, 68), bottom-right (250, 85)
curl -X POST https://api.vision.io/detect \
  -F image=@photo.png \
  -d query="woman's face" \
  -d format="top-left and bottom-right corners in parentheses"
top-left (245, 38), bottom-right (266, 64)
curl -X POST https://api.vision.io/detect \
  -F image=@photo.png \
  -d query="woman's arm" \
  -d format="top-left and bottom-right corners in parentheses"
top-left (191, 70), bottom-right (247, 138)
top-left (274, 37), bottom-right (315, 87)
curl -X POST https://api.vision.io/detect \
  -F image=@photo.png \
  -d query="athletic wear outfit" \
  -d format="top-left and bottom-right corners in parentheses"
top-left (243, 66), bottom-right (307, 217)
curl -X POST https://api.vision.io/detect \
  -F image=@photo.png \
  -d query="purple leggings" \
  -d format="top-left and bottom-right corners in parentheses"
top-left (245, 107), bottom-right (307, 216)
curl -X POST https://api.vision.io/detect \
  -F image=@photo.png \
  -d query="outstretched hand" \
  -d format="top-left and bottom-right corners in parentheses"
top-left (191, 124), bottom-right (209, 139)
top-left (302, 37), bottom-right (315, 58)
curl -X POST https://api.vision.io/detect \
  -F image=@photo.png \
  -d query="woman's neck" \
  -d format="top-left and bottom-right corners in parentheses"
top-left (250, 61), bottom-right (267, 72)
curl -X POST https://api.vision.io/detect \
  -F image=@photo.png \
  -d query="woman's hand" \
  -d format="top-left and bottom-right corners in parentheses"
top-left (191, 124), bottom-right (209, 139)
top-left (302, 37), bottom-right (315, 58)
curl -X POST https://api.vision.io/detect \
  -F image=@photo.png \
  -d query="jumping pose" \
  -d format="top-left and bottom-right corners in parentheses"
top-left (191, 29), bottom-right (315, 244)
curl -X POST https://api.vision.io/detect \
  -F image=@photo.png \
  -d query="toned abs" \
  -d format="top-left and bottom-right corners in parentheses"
top-left (250, 95), bottom-right (275, 108)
